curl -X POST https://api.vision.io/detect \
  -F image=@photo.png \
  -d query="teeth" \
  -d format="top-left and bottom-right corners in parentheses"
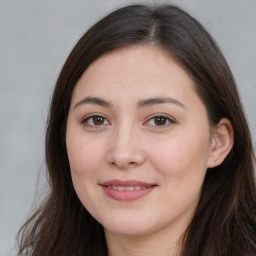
top-left (108, 186), bottom-right (147, 191)
top-left (126, 186), bottom-right (134, 191)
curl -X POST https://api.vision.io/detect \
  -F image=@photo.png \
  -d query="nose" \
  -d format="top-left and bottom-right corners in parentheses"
top-left (106, 124), bottom-right (145, 170)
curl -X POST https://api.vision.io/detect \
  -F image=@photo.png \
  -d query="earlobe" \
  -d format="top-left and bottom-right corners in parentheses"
top-left (207, 118), bottom-right (234, 168)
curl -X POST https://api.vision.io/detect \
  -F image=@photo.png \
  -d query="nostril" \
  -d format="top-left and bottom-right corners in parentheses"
top-left (110, 160), bottom-right (138, 169)
top-left (106, 147), bottom-right (146, 169)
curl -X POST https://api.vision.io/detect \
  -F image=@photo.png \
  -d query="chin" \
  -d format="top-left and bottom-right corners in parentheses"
top-left (100, 214), bottom-right (158, 237)
top-left (104, 224), bottom-right (153, 237)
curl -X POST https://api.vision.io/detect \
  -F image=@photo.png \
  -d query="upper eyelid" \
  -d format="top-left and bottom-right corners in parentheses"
top-left (145, 113), bottom-right (175, 122)
top-left (82, 113), bottom-right (109, 121)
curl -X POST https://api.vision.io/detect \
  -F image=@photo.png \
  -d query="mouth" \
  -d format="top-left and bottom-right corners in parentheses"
top-left (104, 185), bottom-right (151, 191)
top-left (100, 179), bottom-right (157, 201)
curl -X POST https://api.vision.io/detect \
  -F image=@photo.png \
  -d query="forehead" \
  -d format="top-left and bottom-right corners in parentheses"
top-left (69, 44), bottom-right (207, 115)
top-left (74, 45), bottom-right (195, 94)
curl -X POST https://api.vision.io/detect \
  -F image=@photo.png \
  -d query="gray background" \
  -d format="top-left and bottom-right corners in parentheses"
top-left (0, 0), bottom-right (255, 255)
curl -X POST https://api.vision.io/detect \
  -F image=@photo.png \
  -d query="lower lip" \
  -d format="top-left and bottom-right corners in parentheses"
top-left (102, 186), bottom-right (155, 201)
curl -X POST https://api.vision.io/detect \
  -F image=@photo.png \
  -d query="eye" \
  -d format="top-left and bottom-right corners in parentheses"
top-left (145, 115), bottom-right (175, 127)
top-left (82, 115), bottom-right (110, 127)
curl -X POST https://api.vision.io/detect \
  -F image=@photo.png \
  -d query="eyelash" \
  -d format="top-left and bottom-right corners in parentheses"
top-left (144, 114), bottom-right (175, 127)
top-left (82, 114), bottom-right (175, 128)
top-left (82, 114), bottom-right (111, 128)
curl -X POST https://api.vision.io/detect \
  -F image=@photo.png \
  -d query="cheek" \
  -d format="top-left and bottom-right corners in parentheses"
top-left (148, 132), bottom-right (210, 179)
top-left (66, 138), bottom-right (105, 209)
top-left (151, 136), bottom-right (209, 208)
top-left (66, 134), bottom-right (105, 178)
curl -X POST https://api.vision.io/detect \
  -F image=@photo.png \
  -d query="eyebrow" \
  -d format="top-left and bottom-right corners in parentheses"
top-left (73, 96), bottom-right (185, 110)
top-left (138, 97), bottom-right (185, 108)
top-left (73, 96), bottom-right (113, 109)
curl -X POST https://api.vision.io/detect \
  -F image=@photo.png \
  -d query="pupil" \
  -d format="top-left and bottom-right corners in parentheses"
top-left (93, 116), bottom-right (104, 125)
top-left (155, 117), bottom-right (166, 125)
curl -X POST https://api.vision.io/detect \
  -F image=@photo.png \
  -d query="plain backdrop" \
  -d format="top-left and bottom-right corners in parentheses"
top-left (0, 0), bottom-right (255, 255)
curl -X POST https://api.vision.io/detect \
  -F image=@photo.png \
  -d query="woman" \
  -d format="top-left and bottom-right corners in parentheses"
top-left (17, 4), bottom-right (256, 256)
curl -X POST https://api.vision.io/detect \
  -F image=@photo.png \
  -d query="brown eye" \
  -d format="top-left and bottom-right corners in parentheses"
top-left (83, 115), bottom-right (110, 127)
top-left (154, 117), bottom-right (167, 126)
top-left (145, 115), bottom-right (174, 127)
top-left (92, 116), bottom-right (105, 125)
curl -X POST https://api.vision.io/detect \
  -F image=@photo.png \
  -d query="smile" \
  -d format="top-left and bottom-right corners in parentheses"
top-left (100, 180), bottom-right (157, 201)
top-left (106, 185), bottom-right (148, 191)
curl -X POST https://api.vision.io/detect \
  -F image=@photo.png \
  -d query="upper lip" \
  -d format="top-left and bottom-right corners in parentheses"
top-left (100, 179), bottom-right (156, 187)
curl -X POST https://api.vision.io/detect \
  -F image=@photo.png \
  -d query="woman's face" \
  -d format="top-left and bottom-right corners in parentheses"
top-left (66, 45), bottom-right (215, 239)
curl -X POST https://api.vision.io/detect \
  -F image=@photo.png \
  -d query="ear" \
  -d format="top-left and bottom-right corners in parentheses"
top-left (207, 118), bottom-right (234, 168)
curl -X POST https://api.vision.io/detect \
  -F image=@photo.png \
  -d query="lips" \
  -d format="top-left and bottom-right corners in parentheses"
top-left (106, 185), bottom-right (149, 191)
top-left (100, 179), bottom-right (157, 201)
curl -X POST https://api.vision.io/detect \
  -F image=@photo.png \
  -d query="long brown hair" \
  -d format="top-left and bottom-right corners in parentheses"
top-left (17, 4), bottom-right (256, 255)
